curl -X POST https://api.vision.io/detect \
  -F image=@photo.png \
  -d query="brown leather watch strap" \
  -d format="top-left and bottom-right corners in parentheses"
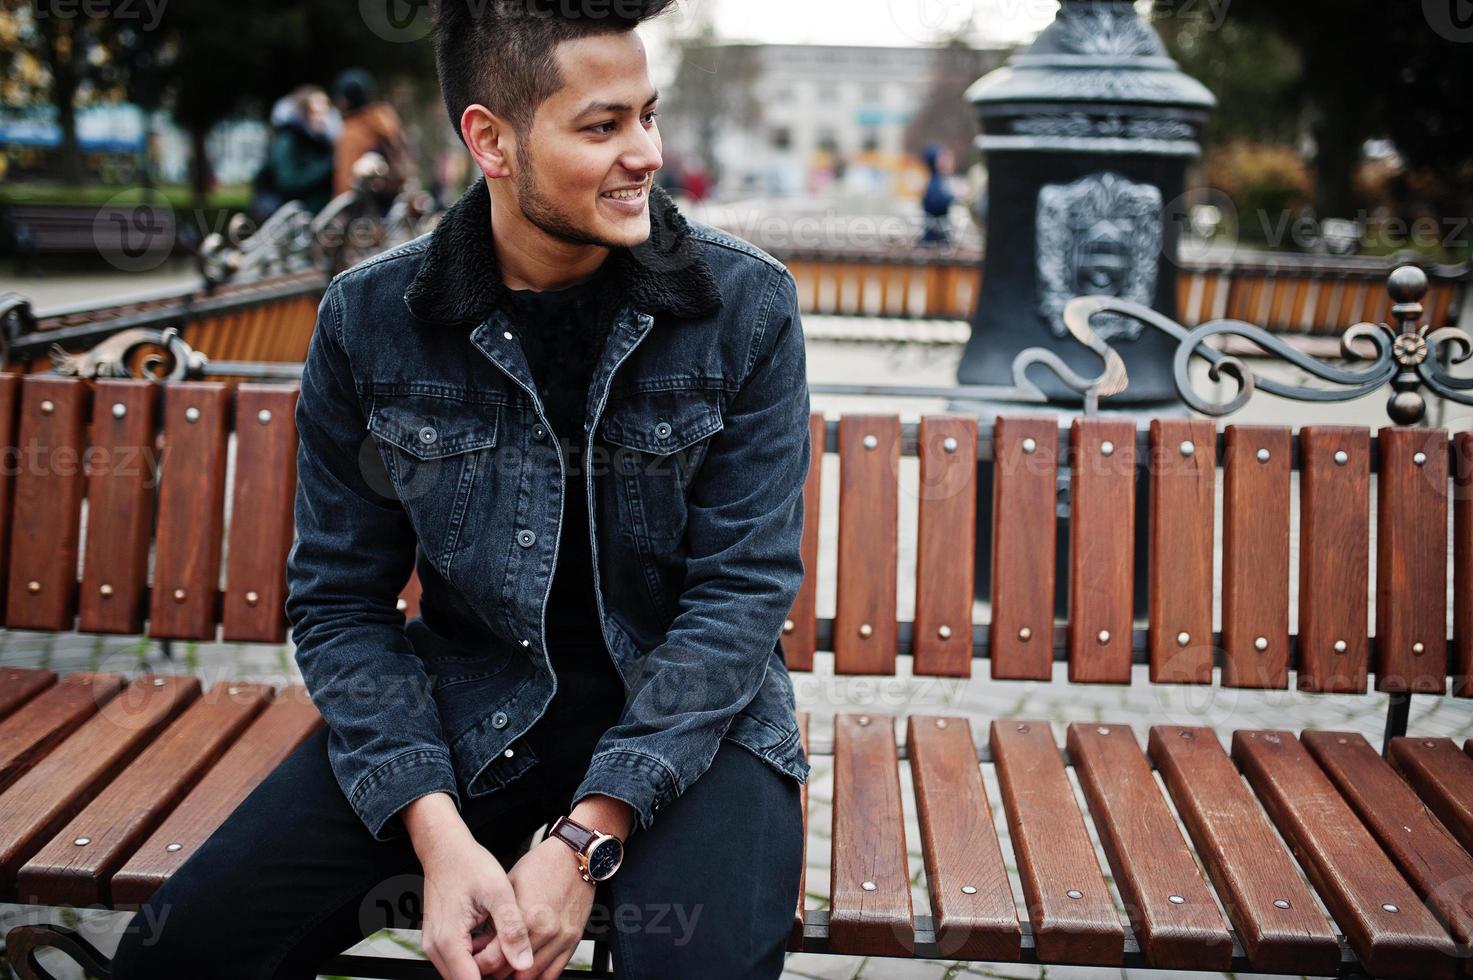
top-left (547, 815), bottom-right (597, 853)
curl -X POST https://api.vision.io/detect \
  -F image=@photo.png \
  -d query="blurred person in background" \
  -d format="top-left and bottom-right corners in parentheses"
top-left (918, 142), bottom-right (956, 246)
top-left (250, 85), bottom-right (339, 222)
top-left (332, 67), bottom-right (418, 211)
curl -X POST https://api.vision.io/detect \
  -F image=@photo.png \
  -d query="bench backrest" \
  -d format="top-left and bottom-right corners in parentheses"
top-left (0, 374), bottom-right (1467, 703)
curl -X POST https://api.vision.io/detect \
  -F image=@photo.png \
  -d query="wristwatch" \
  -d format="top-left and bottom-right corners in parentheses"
top-left (544, 815), bottom-right (625, 883)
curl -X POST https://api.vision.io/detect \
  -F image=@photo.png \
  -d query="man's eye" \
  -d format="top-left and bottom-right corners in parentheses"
top-left (642, 110), bottom-right (659, 126)
top-left (590, 121), bottom-right (617, 134)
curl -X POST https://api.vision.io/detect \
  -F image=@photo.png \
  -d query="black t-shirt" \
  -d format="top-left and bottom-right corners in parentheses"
top-left (503, 269), bottom-right (625, 724)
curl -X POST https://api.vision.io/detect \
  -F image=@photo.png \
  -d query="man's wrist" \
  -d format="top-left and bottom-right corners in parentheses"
top-left (403, 792), bottom-right (473, 863)
top-left (568, 794), bottom-right (635, 841)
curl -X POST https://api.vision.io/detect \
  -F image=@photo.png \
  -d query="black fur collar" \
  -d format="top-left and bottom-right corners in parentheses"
top-left (402, 175), bottom-right (721, 327)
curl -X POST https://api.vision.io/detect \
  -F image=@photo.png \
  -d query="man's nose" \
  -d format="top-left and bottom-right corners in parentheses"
top-left (623, 125), bottom-right (662, 176)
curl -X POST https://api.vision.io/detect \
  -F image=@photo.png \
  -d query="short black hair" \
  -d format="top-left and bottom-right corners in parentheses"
top-left (434, 0), bottom-right (676, 142)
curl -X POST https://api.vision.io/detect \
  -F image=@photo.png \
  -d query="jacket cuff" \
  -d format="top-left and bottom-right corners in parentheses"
top-left (349, 748), bottom-right (461, 842)
top-left (571, 749), bottom-right (680, 835)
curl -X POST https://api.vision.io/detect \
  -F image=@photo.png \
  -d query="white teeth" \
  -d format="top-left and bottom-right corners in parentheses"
top-left (603, 187), bottom-right (644, 201)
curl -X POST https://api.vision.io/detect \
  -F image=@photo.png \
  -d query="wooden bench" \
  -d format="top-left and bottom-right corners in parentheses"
top-left (1, 371), bottom-right (1471, 978)
top-left (2, 205), bottom-right (177, 276)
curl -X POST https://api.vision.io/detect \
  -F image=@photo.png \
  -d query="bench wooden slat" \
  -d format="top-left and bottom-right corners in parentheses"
top-left (908, 714), bottom-right (1021, 960)
top-left (16, 682), bottom-right (273, 906)
top-left (0, 375), bottom-right (21, 614)
top-left (914, 416), bottom-right (977, 677)
top-left (1148, 724), bottom-right (1341, 975)
top-left (1222, 426), bottom-right (1291, 687)
top-left (783, 413), bottom-right (826, 672)
top-left (1298, 427), bottom-right (1371, 692)
top-left (1305, 732), bottom-right (1473, 962)
top-left (1066, 722), bottom-right (1232, 969)
top-left (830, 711), bottom-right (913, 955)
top-left (0, 667), bottom-right (55, 722)
top-left (5, 377), bottom-right (90, 630)
top-left (990, 417), bottom-right (1057, 680)
top-left (1147, 419), bottom-right (1216, 683)
top-left (1233, 729), bottom-right (1459, 978)
top-left (834, 416), bottom-right (899, 675)
top-left (1457, 432), bottom-right (1472, 698)
top-left (0, 673), bottom-right (124, 797)
top-left (789, 709), bottom-right (809, 950)
top-left (990, 718), bottom-right (1123, 964)
top-left (1377, 427), bottom-right (1451, 693)
top-left (0, 675), bottom-right (199, 899)
top-left (1386, 735), bottom-right (1473, 857)
top-left (110, 686), bottom-right (321, 907)
top-left (1067, 418), bottom-right (1135, 683)
top-left (149, 384), bottom-right (231, 639)
top-left (78, 381), bottom-right (160, 634)
top-left (223, 385), bottom-right (300, 642)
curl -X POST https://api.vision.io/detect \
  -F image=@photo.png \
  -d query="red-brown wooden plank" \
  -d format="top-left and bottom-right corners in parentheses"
top-left (398, 568), bottom-right (422, 619)
top-left (1234, 729), bottom-right (1459, 978)
top-left (1457, 432), bottom-right (1472, 698)
top-left (0, 675), bottom-right (199, 899)
top-left (17, 682), bottom-right (273, 906)
top-left (1067, 418), bottom-right (1135, 683)
top-left (1221, 426), bottom-right (1291, 688)
top-left (0, 673), bottom-right (124, 796)
top-left (1149, 725), bottom-right (1341, 975)
top-left (1147, 419), bottom-right (1216, 683)
top-left (0, 374), bottom-right (22, 617)
top-left (990, 718), bottom-right (1124, 964)
top-left (223, 385), bottom-right (300, 642)
top-left (0, 667), bottom-right (55, 722)
top-left (1387, 735), bottom-right (1473, 857)
top-left (1298, 427), bottom-right (1371, 693)
top-left (783, 412), bottom-right (825, 672)
top-left (1376, 427), bottom-right (1450, 693)
top-left (6, 377), bottom-right (90, 630)
top-left (1067, 722), bottom-right (1232, 969)
top-left (789, 710), bottom-right (810, 950)
top-left (78, 380), bottom-right (160, 634)
top-left (989, 416), bottom-right (1057, 681)
top-left (1306, 732), bottom-right (1473, 965)
top-left (914, 416), bottom-right (977, 677)
top-left (830, 711), bottom-right (913, 955)
top-left (834, 416), bottom-right (899, 675)
top-left (111, 686), bottom-right (322, 907)
top-left (908, 714), bottom-right (1021, 961)
top-left (149, 383), bottom-right (231, 639)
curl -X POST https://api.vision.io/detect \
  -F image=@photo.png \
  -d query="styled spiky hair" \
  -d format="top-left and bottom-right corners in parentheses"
top-left (434, 0), bottom-right (677, 141)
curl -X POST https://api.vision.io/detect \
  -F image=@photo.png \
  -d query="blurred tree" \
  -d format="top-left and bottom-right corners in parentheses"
top-left (1154, 0), bottom-right (1473, 219)
top-left (902, 31), bottom-right (1007, 169)
top-left (664, 15), bottom-right (762, 191)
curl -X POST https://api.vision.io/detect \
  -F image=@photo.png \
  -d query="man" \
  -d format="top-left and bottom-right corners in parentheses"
top-left (110, 1), bottom-right (811, 979)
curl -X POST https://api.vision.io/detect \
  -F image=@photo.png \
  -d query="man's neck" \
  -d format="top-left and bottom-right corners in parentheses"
top-left (489, 196), bottom-right (610, 293)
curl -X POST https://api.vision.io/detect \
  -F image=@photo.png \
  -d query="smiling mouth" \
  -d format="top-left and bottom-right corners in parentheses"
top-left (601, 183), bottom-right (647, 202)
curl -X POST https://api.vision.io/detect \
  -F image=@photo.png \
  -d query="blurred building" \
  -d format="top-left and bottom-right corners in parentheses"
top-left (663, 42), bottom-right (1009, 200)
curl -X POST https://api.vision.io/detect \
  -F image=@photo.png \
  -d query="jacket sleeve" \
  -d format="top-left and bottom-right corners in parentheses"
top-left (285, 281), bottom-right (460, 842)
top-left (570, 268), bottom-right (810, 832)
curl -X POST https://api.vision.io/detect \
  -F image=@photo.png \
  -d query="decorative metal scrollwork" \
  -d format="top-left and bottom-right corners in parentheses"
top-left (1063, 264), bottom-right (1472, 424)
top-left (49, 326), bottom-right (208, 381)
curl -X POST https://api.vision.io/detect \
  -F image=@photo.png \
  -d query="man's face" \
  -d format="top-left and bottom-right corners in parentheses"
top-left (510, 30), bottom-right (663, 249)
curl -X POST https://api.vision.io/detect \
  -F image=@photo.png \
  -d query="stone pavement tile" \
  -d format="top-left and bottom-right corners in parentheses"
top-left (857, 956), bottom-right (966, 978)
top-left (783, 949), bottom-right (870, 978)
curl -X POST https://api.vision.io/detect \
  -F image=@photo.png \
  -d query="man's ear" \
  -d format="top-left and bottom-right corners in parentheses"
top-left (462, 105), bottom-right (517, 180)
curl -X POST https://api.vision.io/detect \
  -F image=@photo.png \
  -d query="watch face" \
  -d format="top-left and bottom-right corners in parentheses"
top-left (587, 838), bottom-right (623, 880)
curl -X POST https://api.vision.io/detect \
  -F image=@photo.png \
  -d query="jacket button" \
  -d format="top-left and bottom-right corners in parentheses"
top-left (654, 421), bottom-right (672, 439)
top-left (491, 711), bottom-right (508, 729)
top-left (532, 425), bottom-right (547, 441)
top-left (517, 530), bottom-right (536, 548)
top-left (418, 426), bottom-right (438, 444)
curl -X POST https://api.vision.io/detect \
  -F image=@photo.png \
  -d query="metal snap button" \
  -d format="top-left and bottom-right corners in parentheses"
top-left (654, 421), bottom-right (673, 439)
top-left (532, 425), bottom-right (547, 441)
top-left (491, 712), bottom-right (508, 729)
top-left (517, 530), bottom-right (536, 548)
top-left (419, 426), bottom-right (437, 444)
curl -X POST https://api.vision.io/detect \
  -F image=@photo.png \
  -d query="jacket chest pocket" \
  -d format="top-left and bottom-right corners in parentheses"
top-left (597, 388), bottom-right (724, 551)
top-left (367, 391), bottom-right (501, 576)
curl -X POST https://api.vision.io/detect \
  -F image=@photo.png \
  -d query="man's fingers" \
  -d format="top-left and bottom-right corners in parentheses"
top-left (536, 947), bottom-right (576, 980)
top-left (422, 933), bottom-right (482, 980)
top-left (472, 935), bottom-right (506, 976)
top-left (485, 883), bottom-right (535, 971)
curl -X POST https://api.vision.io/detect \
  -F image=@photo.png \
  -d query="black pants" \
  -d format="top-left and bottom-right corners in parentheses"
top-left (110, 674), bottom-right (804, 979)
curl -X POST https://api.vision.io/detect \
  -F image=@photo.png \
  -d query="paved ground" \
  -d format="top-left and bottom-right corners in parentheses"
top-left (0, 280), bottom-right (1470, 978)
